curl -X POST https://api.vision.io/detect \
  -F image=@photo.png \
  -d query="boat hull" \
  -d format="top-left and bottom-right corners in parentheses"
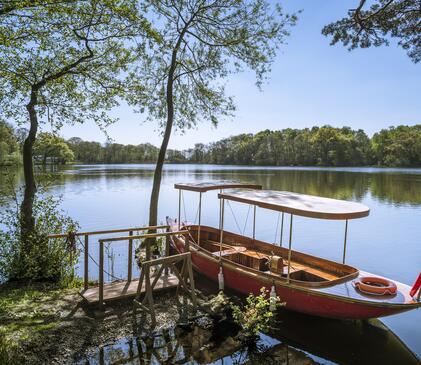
top-left (171, 231), bottom-right (420, 319)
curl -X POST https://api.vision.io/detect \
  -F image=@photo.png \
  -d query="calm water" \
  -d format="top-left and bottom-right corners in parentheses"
top-left (1, 164), bottom-right (421, 362)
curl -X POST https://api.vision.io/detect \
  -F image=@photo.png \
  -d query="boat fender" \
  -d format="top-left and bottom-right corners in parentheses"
top-left (269, 285), bottom-right (277, 311)
top-left (354, 276), bottom-right (397, 296)
top-left (218, 267), bottom-right (224, 291)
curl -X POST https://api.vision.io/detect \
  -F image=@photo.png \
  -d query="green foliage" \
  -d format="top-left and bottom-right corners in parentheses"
top-left (33, 132), bottom-right (74, 165)
top-left (322, 0), bottom-right (420, 63)
top-left (0, 120), bottom-right (21, 166)
top-left (231, 287), bottom-right (282, 340)
top-left (187, 126), bottom-right (374, 166)
top-left (129, 0), bottom-right (298, 132)
top-left (68, 137), bottom-right (162, 164)
top-left (0, 0), bottom-right (152, 128)
top-left (0, 188), bottom-right (79, 285)
top-left (372, 125), bottom-right (421, 166)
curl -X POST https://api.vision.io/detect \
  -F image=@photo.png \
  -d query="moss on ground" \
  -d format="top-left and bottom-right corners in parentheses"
top-left (0, 280), bottom-right (182, 364)
top-left (0, 282), bottom-right (81, 364)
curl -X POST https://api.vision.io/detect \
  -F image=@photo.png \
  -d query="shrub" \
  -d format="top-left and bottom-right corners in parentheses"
top-left (0, 188), bottom-right (78, 286)
top-left (231, 287), bottom-right (283, 341)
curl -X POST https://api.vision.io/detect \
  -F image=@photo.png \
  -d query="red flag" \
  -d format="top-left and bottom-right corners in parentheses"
top-left (410, 273), bottom-right (421, 297)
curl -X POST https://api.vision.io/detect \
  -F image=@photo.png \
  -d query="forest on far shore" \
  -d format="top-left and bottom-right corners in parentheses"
top-left (1, 122), bottom-right (421, 167)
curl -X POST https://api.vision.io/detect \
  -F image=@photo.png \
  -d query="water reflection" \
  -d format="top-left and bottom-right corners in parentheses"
top-left (76, 314), bottom-right (420, 365)
top-left (50, 165), bottom-right (421, 206)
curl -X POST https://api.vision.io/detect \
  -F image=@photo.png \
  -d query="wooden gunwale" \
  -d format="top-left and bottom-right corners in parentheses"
top-left (218, 191), bottom-right (370, 220)
top-left (173, 225), bottom-right (420, 309)
top-left (189, 224), bottom-right (358, 282)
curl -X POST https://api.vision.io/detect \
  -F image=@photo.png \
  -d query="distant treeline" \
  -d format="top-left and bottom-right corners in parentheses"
top-left (1, 121), bottom-right (421, 167)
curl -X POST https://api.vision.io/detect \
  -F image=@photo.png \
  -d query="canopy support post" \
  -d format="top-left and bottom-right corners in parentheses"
top-left (219, 189), bottom-right (223, 230)
top-left (287, 214), bottom-right (294, 284)
top-left (198, 192), bottom-right (202, 246)
top-left (219, 199), bottom-right (225, 258)
top-left (178, 189), bottom-right (181, 230)
top-left (280, 212), bottom-right (284, 247)
top-left (342, 219), bottom-right (348, 264)
top-left (252, 205), bottom-right (257, 241)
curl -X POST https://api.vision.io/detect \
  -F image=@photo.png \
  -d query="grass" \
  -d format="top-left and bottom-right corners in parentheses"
top-left (0, 281), bottom-right (82, 364)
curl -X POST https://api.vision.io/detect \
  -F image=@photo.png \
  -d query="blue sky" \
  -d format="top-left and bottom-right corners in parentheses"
top-left (58, 0), bottom-right (421, 149)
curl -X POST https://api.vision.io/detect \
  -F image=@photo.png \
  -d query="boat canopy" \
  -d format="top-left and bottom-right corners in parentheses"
top-left (218, 190), bottom-right (369, 220)
top-left (174, 181), bottom-right (262, 193)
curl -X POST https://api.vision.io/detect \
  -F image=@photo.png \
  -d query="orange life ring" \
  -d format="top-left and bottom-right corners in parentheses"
top-left (354, 276), bottom-right (397, 296)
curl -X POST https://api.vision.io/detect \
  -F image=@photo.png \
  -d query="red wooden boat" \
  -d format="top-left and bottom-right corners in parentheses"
top-left (169, 182), bottom-right (421, 319)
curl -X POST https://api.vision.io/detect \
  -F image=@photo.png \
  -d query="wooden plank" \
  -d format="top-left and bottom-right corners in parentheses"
top-left (81, 275), bottom-right (179, 304)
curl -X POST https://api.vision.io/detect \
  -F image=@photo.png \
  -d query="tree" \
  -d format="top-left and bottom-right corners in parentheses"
top-left (33, 132), bottom-right (74, 165)
top-left (129, 0), bottom-right (297, 242)
top-left (322, 0), bottom-right (421, 63)
top-left (0, 1), bottom-right (151, 242)
top-left (0, 119), bottom-right (20, 165)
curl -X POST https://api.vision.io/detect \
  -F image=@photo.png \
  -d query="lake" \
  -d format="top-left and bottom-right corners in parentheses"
top-left (1, 164), bottom-right (421, 362)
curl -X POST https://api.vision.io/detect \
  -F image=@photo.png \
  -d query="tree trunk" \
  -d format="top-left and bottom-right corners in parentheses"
top-left (147, 39), bottom-right (184, 258)
top-left (21, 89), bottom-right (39, 241)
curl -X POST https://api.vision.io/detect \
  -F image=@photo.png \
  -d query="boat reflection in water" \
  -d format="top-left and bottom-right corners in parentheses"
top-left (77, 310), bottom-right (419, 365)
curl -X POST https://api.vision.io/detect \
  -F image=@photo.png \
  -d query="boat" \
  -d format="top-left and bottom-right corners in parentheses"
top-left (168, 182), bottom-right (421, 319)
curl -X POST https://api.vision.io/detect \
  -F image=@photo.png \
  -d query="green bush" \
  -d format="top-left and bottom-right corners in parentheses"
top-left (0, 190), bottom-right (78, 286)
top-left (231, 287), bottom-right (283, 341)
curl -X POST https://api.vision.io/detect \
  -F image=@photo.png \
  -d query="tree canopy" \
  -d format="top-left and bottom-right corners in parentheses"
top-left (33, 132), bottom-right (74, 165)
top-left (127, 0), bottom-right (298, 235)
top-left (322, 0), bottom-right (421, 63)
top-left (0, 0), bottom-right (155, 238)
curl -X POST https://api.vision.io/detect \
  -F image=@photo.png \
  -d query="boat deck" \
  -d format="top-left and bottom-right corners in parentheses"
top-left (315, 271), bottom-right (419, 305)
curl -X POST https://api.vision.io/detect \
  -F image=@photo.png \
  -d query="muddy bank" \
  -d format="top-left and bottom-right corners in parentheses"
top-left (0, 283), bottom-right (183, 364)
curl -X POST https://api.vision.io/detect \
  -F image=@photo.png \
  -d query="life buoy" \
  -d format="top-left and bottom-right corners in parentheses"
top-left (354, 276), bottom-right (397, 296)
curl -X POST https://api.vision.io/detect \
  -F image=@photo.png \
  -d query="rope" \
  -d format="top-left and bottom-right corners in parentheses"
top-left (181, 190), bottom-right (187, 223)
top-left (227, 200), bottom-right (242, 234)
top-left (274, 212), bottom-right (280, 244)
top-left (193, 203), bottom-right (199, 225)
top-left (242, 205), bottom-right (251, 235)
top-left (76, 236), bottom-right (124, 282)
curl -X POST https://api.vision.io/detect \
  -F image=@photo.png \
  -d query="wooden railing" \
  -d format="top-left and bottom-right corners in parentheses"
top-left (47, 225), bottom-right (169, 290)
top-left (97, 230), bottom-right (189, 306)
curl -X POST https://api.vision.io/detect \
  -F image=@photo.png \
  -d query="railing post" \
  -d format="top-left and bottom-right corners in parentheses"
top-left (99, 240), bottom-right (104, 309)
top-left (128, 230), bottom-right (133, 282)
top-left (165, 227), bottom-right (170, 275)
top-left (84, 235), bottom-right (89, 290)
top-left (185, 234), bottom-right (190, 252)
top-left (68, 232), bottom-right (76, 280)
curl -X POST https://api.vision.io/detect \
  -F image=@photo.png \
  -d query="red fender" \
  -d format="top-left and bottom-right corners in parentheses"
top-left (410, 273), bottom-right (421, 297)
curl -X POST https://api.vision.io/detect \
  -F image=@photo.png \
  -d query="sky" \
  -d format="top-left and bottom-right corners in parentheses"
top-left (57, 0), bottom-right (421, 149)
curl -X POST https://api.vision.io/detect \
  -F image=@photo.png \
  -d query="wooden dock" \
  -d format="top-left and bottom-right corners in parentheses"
top-left (81, 274), bottom-right (179, 304)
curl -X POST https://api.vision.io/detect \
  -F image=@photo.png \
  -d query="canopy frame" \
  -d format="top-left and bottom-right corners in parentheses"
top-left (175, 182), bottom-right (262, 245)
